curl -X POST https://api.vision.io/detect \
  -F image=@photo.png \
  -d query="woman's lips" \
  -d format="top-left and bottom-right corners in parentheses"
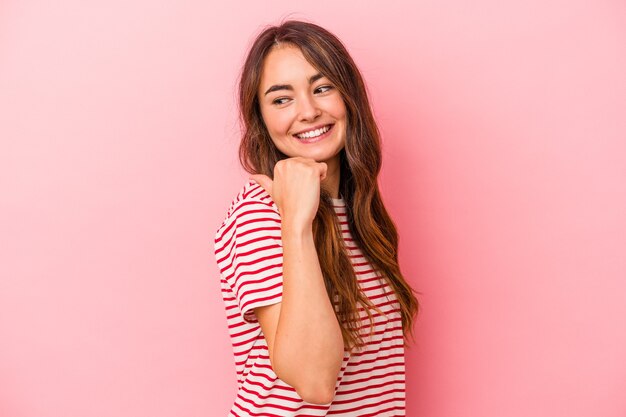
top-left (293, 124), bottom-right (334, 143)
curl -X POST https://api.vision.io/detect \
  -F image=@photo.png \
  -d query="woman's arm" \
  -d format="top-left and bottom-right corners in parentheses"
top-left (252, 159), bottom-right (345, 405)
top-left (255, 219), bottom-right (344, 405)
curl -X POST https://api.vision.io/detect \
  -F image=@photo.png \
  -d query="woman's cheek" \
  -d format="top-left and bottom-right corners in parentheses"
top-left (277, 113), bottom-right (294, 136)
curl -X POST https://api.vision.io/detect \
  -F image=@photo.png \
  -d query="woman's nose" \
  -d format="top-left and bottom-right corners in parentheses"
top-left (297, 94), bottom-right (321, 121)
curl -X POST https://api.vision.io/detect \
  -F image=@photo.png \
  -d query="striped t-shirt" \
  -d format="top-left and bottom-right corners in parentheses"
top-left (213, 180), bottom-right (406, 416)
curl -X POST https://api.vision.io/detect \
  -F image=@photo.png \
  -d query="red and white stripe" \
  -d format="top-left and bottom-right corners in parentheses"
top-left (214, 180), bottom-right (405, 416)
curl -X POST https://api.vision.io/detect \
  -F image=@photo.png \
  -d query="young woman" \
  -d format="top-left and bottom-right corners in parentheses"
top-left (214, 20), bottom-right (420, 416)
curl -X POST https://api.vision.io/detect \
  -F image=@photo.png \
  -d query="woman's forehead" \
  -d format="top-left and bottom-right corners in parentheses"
top-left (259, 45), bottom-right (321, 87)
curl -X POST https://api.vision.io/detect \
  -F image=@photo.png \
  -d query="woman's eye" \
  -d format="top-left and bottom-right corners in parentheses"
top-left (272, 97), bottom-right (290, 105)
top-left (315, 85), bottom-right (334, 94)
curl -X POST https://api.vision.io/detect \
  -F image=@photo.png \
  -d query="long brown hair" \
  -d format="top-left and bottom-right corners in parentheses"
top-left (237, 19), bottom-right (420, 351)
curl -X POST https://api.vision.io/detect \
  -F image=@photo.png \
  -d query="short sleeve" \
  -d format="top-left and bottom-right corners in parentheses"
top-left (214, 195), bottom-right (283, 324)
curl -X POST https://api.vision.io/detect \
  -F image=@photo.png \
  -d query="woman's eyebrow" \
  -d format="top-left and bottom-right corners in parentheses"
top-left (263, 72), bottom-right (325, 96)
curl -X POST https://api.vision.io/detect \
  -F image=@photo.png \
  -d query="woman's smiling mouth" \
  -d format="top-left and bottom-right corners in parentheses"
top-left (293, 124), bottom-right (334, 143)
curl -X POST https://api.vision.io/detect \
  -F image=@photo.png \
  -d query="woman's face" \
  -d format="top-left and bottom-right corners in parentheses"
top-left (257, 44), bottom-right (347, 169)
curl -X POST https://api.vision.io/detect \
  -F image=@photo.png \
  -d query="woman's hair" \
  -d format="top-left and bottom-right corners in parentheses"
top-left (238, 19), bottom-right (420, 350)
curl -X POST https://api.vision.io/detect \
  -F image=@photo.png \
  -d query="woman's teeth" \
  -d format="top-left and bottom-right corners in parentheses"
top-left (295, 124), bottom-right (331, 139)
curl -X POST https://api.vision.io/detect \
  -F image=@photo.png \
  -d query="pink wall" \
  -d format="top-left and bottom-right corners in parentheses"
top-left (1, 1), bottom-right (625, 416)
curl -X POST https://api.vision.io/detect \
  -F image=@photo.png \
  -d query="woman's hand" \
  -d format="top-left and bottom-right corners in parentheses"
top-left (250, 157), bottom-right (327, 230)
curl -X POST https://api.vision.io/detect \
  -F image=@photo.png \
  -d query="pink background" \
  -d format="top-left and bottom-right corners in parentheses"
top-left (1, 1), bottom-right (625, 416)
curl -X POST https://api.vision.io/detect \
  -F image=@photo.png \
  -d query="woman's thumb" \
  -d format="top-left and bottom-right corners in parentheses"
top-left (249, 174), bottom-right (273, 196)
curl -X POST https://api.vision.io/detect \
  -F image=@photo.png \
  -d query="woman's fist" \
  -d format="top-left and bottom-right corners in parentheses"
top-left (250, 157), bottom-right (327, 229)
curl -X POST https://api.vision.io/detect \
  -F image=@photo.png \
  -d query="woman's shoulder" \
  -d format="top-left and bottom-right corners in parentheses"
top-left (231, 179), bottom-right (277, 214)
top-left (215, 180), bottom-right (279, 232)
